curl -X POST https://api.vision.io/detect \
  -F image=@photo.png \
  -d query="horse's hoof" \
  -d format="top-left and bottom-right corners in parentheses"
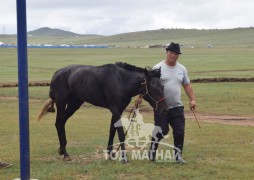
top-left (63, 155), bottom-right (72, 161)
top-left (58, 147), bottom-right (65, 155)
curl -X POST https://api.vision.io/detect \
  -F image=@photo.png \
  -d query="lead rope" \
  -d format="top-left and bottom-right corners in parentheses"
top-left (114, 105), bottom-right (139, 153)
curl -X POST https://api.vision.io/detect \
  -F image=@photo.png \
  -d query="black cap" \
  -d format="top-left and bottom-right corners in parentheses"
top-left (165, 42), bottom-right (182, 54)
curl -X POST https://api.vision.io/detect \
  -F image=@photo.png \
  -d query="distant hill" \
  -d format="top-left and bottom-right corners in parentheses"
top-left (27, 27), bottom-right (102, 37)
top-left (27, 27), bottom-right (79, 37)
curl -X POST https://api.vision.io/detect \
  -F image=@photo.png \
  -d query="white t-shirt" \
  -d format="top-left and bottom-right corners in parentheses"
top-left (153, 61), bottom-right (190, 109)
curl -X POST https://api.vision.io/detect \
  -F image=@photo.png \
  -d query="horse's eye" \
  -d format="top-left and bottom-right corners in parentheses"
top-left (150, 81), bottom-right (157, 87)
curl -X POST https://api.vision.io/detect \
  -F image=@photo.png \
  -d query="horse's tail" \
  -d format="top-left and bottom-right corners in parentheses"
top-left (38, 99), bottom-right (55, 121)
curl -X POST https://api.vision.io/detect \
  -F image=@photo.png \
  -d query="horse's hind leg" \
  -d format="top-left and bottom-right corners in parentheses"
top-left (55, 97), bottom-right (83, 161)
top-left (55, 103), bottom-right (68, 159)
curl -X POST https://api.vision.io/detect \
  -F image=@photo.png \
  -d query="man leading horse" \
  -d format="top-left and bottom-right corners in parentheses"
top-left (136, 42), bottom-right (196, 163)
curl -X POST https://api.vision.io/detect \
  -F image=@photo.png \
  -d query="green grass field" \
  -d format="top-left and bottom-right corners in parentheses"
top-left (0, 96), bottom-right (253, 179)
top-left (1, 47), bottom-right (254, 83)
top-left (0, 47), bottom-right (254, 179)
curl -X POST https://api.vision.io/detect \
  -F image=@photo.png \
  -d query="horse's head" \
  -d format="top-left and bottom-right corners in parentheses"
top-left (141, 68), bottom-right (168, 114)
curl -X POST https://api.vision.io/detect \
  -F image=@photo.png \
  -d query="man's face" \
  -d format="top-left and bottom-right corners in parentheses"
top-left (166, 50), bottom-right (180, 65)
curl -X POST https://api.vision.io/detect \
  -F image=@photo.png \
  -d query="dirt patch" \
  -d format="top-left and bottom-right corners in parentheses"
top-left (191, 77), bottom-right (254, 83)
top-left (1, 77), bottom-right (254, 88)
top-left (0, 96), bottom-right (41, 102)
top-left (75, 174), bottom-right (93, 180)
top-left (185, 113), bottom-right (254, 127)
top-left (35, 152), bottom-right (104, 165)
top-left (0, 96), bottom-right (18, 100)
top-left (0, 81), bottom-right (50, 88)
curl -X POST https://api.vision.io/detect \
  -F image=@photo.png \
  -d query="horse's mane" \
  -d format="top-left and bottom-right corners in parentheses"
top-left (115, 62), bottom-right (161, 78)
top-left (115, 62), bottom-right (145, 73)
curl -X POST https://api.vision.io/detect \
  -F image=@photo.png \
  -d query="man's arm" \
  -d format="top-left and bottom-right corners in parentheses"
top-left (183, 83), bottom-right (196, 110)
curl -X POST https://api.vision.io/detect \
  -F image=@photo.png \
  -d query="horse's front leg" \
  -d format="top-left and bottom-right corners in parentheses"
top-left (107, 116), bottom-right (117, 158)
top-left (107, 113), bottom-right (128, 163)
top-left (116, 125), bottom-right (128, 163)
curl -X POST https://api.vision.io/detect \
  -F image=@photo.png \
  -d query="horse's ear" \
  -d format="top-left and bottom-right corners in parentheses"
top-left (144, 68), bottom-right (151, 80)
top-left (150, 68), bottom-right (161, 78)
top-left (157, 67), bottom-right (161, 77)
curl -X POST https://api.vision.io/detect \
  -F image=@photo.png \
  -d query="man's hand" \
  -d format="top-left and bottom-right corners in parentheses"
top-left (135, 96), bottom-right (143, 107)
top-left (183, 83), bottom-right (196, 111)
top-left (189, 100), bottom-right (196, 111)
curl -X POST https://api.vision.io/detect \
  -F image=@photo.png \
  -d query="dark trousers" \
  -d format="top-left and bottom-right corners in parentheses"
top-left (150, 106), bottom-right (185, 155)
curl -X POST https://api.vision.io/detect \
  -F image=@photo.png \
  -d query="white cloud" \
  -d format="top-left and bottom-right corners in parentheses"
top-left (0, 0), bottom-right (254, 35)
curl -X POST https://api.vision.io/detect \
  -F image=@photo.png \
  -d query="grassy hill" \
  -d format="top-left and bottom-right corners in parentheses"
top-left (27, 27), bottom-right (102, 37)
top-left (1, 27), bottom-right (254, 47)
top-left (83, 27), bottom-right (254, 47)
top-left (27, 27), bottom-right (79, 37)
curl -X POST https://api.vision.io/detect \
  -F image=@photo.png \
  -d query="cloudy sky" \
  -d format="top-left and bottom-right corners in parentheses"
top-left (1, 0), bottom-right (254, 35)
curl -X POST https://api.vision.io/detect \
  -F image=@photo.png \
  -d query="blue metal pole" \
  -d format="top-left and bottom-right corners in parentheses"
top-left (16, 0), bottom-right (30, 179)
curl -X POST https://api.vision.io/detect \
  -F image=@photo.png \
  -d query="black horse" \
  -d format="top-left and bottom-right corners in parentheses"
top-left (38, 62), bottom-right (167, 162)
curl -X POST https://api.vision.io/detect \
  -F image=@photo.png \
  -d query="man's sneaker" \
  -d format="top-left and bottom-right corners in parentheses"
top-left (0, 162), bottom-right (12, 169)
top-left (175, 155), bottom-right (187, 164)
